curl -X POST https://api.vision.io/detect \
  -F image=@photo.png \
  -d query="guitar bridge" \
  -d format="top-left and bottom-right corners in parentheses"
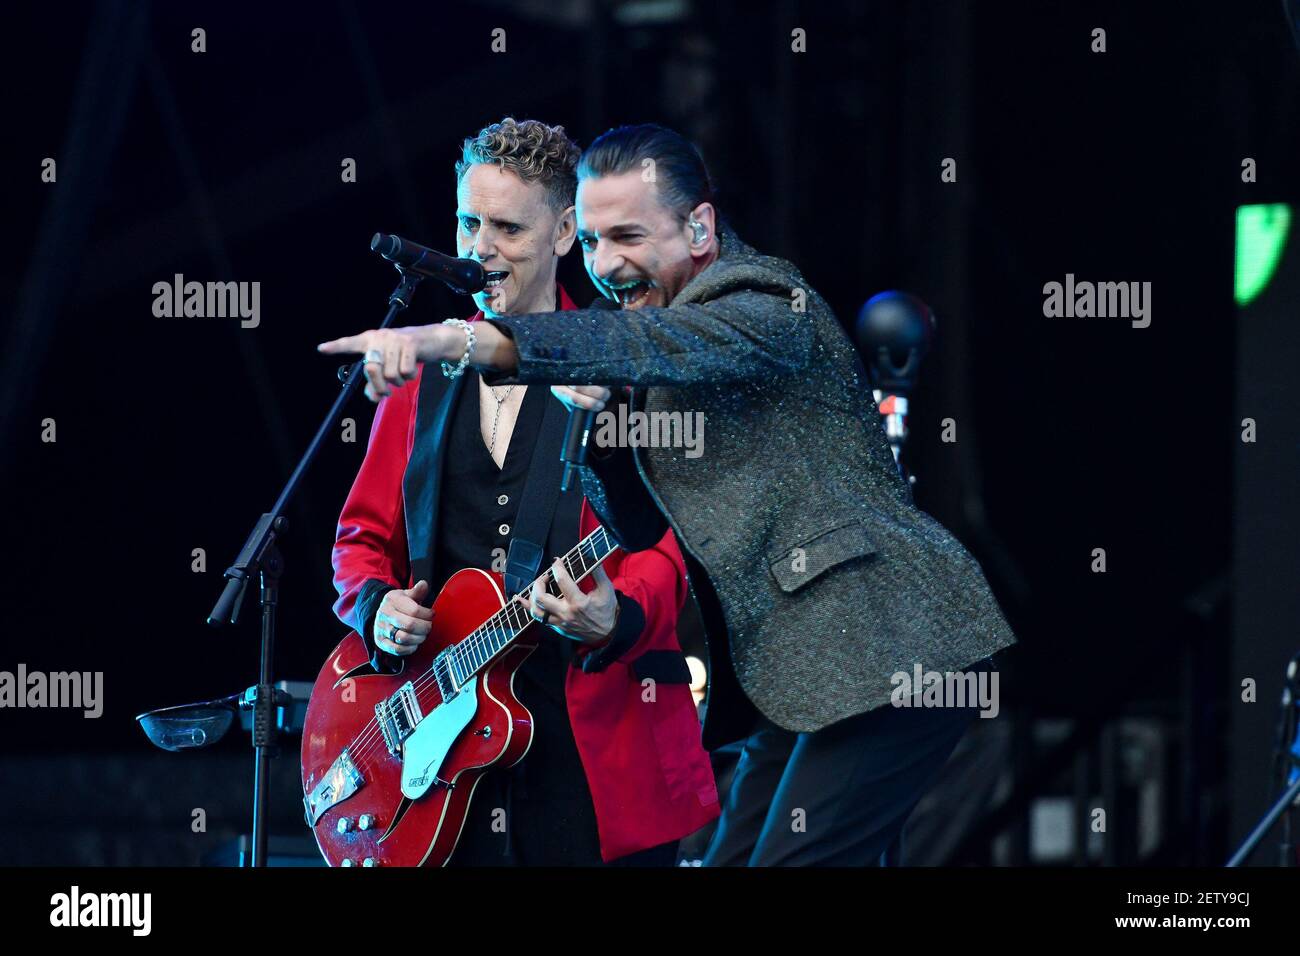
top-left (303, 748), bottom-right (364, 827)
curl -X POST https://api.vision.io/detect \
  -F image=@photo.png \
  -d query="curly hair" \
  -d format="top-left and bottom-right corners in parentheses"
top-left (455, 117), bottom-right (581, 212)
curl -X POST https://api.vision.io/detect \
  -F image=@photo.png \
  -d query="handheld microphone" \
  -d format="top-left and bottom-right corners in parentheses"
top-left (560, 296), bottom-right (620, 492)
top-left (370, 232), bottom-right (486, 295)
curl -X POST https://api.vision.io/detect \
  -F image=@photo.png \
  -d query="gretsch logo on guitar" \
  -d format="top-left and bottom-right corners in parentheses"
top-left (300, 525), bottom-right (620, 867)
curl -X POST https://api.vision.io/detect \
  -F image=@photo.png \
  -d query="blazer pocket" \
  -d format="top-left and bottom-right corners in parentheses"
top-left (647, 684), bottom-right (709, 805)
top-left (766, 519), bottom-right (877, 593)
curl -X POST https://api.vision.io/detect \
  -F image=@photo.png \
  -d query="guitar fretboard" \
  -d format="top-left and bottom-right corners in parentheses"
top-left (443, 525), bottom-right (618, 688)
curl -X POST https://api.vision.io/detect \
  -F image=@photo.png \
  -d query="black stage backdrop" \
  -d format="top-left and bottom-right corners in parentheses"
top-left (1, 0), bottom-right (1297, 867)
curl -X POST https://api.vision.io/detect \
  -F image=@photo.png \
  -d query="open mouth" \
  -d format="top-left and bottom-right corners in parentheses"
top-left (608, 279), bottom-right (653, 308)
top-left (484, 271), bottom-right (509, 289)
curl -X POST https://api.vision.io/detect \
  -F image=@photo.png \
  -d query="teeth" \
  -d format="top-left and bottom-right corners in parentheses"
top-left (609, 280), bottom-right (649, 304)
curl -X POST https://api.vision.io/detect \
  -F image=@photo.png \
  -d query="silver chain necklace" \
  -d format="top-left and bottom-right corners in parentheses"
top-left (487, 383), bottom-right (519, 456)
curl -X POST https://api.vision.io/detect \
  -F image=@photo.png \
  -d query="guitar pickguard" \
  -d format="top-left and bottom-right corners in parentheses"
top-left (400, 675), bottom-right (479, 799)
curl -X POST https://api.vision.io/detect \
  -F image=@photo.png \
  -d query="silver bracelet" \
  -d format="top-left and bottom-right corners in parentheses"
top-left (439, 319), bottom-right (476, 380)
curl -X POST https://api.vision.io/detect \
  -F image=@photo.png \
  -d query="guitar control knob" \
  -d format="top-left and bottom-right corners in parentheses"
top-left (336, 817), bottom-right (352, 834)
top-left (362, 857), bottom-right (378, 867)
top-left (358, 814), bottom-right (375, 831)
top-left (340, 858), bottom-right (354, 867)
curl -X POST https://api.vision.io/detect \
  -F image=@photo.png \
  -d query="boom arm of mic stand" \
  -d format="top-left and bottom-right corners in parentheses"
top-left (207, 265), bottom-right (422, 627)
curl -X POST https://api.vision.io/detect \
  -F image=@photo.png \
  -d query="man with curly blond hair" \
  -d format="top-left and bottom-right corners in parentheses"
top-left (329, 118), bottom-right (719, 866)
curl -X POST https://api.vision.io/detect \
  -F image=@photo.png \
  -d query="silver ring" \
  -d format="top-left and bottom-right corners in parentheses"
top-left (389, 625), bottom-right (403, 645)
top-left (364, 349), bottom-right (384, 364)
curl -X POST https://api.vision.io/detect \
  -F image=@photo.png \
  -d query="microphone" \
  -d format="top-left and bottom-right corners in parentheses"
top-left (854, 290), bottom-right (936, 482)
top-left (370, 232), bottom-right (486, 295)
top-left (560, 296), bottom-right (620, 492)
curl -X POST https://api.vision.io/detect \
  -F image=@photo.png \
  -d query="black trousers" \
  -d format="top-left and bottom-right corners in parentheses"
top-left (702, 668), bottom-right (988, 866)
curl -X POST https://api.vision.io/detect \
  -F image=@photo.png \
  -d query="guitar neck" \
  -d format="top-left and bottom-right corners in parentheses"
top-left (443, 525), bottom-right (620, 687)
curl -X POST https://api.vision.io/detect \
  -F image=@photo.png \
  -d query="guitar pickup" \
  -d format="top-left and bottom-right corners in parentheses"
top-left (432, 650), bottom-right (459, 701)
top-left (303, 748), bottom-right (364, 827)
top-left (375, 681), bottom-right (424, 757)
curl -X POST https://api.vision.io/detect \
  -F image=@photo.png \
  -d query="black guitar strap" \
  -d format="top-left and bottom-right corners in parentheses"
top-left (503, 394), bottom-right (572, 598)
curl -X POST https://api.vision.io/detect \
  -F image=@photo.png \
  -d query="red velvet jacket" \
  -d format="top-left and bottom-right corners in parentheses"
top-left (330, 286), bottom-right (719, 861)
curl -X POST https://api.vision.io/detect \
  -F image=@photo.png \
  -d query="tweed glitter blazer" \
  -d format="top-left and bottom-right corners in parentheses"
top-left (484, 225), bottom-right (1017, 735)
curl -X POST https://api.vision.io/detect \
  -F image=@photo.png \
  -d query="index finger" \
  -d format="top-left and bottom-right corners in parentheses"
top-left (550, 557), bottom-right (582, 601)
top-left (387, 592), bottom-right (434, 620)
top-left (550, 386), bottom-right (606, 412)
top-left (316, 333), bottom-right (369, 355)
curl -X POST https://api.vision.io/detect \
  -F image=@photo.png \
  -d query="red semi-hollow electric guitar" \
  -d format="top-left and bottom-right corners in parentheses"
top-left (301, 525), bottom-right (619, 867)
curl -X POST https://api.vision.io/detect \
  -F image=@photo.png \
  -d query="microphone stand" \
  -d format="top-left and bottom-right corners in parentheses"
top-left (559, 297), bottom-right (620, 492)
top-left (853, 291), bottom-right (936, 866)
top-left (206, 264), bottom-right (424, 867)
top-left (1227, 775), bottom-right (1300, 866)
top-left (1226, 652), bottom-right (1300, 866)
